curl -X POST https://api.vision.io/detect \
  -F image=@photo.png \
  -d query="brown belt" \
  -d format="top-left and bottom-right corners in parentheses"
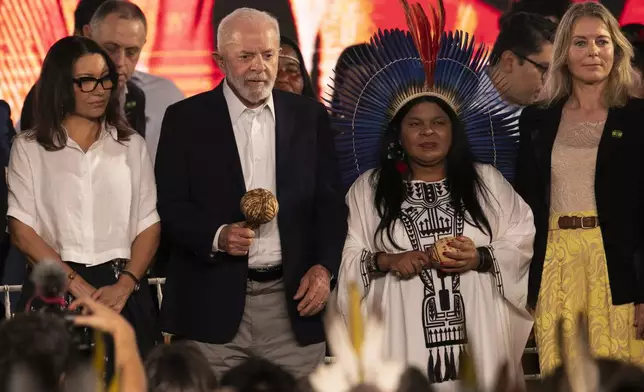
top-left (557, 216), bottom-right (599, 230)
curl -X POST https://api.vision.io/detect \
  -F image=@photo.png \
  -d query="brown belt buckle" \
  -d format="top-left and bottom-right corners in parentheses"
top-left (581, 217), bottom-right (594, 229)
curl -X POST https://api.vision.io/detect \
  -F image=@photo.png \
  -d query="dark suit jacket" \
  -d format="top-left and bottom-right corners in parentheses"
top-left (515, 98), bottom-right (644, 309)
top-left (155, 83), bottom-right (347, 345)
top-left (20, 81), bottom-right (147, 137)
top-left (0, 101), bottom-right (9, 281)
top-left (0, 100), bottom-right (13, 165)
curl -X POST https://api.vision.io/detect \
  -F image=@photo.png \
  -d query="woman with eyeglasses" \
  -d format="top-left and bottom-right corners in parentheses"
top-left (7, 36), bottom-right (161, 357)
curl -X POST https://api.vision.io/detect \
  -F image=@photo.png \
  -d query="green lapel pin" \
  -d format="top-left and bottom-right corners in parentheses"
top-left (612, 129), bottom-right (623, 138)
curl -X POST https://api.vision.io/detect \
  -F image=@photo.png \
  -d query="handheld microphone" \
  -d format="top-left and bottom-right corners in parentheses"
top-left (27, 260), bottom-right (68, 312)
top-left (26, 261), bottom-right (94, 354)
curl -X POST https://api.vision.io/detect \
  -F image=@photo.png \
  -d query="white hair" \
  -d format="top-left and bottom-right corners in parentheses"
top-left (216, 7), bottom-right (280, 53)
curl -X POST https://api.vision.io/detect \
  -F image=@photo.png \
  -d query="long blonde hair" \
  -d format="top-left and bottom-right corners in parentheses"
top-left (539, 2), bottom-right (638, 107)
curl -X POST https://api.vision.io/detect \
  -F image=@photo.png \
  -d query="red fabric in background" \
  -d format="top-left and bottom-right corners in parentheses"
top-left (149, 0), bottom-right (222, 97)
top-left (372, 0), bottom-right (500, 47)
top-left (0, 0), bottom-right (70, 116)
top-left (621, 0), bottom-right (644, 25)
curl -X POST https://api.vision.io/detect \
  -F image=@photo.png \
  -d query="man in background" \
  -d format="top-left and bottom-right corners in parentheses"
top-left (487, 12), bottom-right (557, 108)
top-left (77, 0), bottom-right (184, 160)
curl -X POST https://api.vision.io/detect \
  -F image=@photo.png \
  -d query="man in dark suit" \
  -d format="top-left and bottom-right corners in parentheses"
top-left (155, 7), bottom-right (347, 379)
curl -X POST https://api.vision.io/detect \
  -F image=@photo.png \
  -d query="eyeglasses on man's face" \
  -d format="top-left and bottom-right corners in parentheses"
top-left (72, 75), bottom-right (115, 93)
top-left (512, 51), bottom-right (550, 81)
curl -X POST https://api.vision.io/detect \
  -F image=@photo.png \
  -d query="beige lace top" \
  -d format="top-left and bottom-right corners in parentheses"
top-left (550, 120), bottom-right (605, 213)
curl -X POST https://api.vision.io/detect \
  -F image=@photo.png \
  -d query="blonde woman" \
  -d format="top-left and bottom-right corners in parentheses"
top-left (515, 2), bottom-right (644, 373)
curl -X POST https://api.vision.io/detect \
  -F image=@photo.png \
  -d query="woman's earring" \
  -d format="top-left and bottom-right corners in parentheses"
top-left (387, 142), bottom-right (396, 160)
top-left (387, 141), bottom-right (405, 160)
top-left (390, 142), bottom-right (408, 175)
top-left (395, 142), bottom-right (405, 161)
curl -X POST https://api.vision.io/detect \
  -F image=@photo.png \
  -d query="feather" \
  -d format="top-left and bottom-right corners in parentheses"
top-left (93, 330), bottom-right (106, 392)
top-left (308, 282), bottom-right (406, 392)
top-left (399, 0), bottom-right (445, 86)
top-left (458, 346), bottom-right (477, 389)
top-left (329, 0), bottom-right (520, 188)
top-left (330, 28), bottom-right (520, 187)
top-left (348, 282), bottom-right (365, 381)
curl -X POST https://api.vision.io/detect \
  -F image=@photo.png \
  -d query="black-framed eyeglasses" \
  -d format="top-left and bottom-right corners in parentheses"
top-left (512, 51), bottom-right (549, 81)
top-left (72, 75), bottom-right (115, 93)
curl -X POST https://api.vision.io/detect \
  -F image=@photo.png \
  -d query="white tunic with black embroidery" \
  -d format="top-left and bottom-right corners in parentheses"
top-left (335, 164), bottom-right (535, 391)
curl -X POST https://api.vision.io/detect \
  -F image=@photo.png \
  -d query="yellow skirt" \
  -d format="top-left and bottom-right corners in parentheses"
top-left (534, 211), bottom-right (644, 375)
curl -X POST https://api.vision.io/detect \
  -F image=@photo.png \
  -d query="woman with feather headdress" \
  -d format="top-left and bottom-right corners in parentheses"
top-left (331, 1), bottom-right (535, 390)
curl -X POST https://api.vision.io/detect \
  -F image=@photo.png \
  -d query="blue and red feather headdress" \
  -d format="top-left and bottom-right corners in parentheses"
top-left (330, 0), bottom-right (520, 187)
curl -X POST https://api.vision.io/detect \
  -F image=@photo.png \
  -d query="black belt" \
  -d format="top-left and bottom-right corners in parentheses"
top-left (247, 265), bottom-right (283, 282)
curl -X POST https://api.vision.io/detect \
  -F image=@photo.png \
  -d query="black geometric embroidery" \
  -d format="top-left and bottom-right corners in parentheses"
top-left (400, 180), bottom-right (467, 384)
top-left (359, 249), bottom-right (372, 290)
top-left (486, 245), bottom-right (504, 296)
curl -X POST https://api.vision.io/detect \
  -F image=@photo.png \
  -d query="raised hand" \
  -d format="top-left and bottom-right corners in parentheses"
top-left (218, 222), bottom-right (256, 256)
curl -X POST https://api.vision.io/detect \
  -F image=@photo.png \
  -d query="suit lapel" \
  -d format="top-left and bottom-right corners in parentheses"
top-left (211, 84), bottom-right (246, 194)
top-left (273, 92), bottom-right (295, 200)
top-left (527, 102), bottom-right (563, 209)
top-left (537, 102), bottom-right (564, 181)
top-left (596, 106), bottom-right (622, 180)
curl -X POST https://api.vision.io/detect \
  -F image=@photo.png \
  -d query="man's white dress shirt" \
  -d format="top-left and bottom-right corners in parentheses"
top-left (7, 125), bottom-right (160, 266)
top-left (213, 79), bottom-right (282, 268)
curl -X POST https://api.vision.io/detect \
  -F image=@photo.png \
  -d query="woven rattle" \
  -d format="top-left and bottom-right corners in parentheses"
top-left (240, 188), bottom-right (279, 229)
top-left (428, 237), bottom-right (458, 267)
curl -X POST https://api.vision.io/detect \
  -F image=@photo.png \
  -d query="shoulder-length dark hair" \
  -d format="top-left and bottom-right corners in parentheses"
top-left (280, 35), bottom-right (316, 99)
top-left (372, 95), bottom-right (492, 249)
top-left (29, 36), bottom-right (132, 151)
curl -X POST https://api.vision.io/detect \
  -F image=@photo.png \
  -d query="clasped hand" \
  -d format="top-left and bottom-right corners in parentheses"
top-left (385, 236), bottom-right (479, 279)
top-left (385, 251), bottom-right (431, 279)
top-left (68, 275), bottom-right (133, 313)
top-left (439, 236), bottom-right (480, 274)
top-left (92, 279), bottom-right (134, 313)
top-left (219, 222), bottom-right (255, 256)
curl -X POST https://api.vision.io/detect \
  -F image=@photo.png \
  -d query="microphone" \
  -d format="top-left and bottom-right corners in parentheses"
top-left (27, 260), bottom-right (68, 312)
top-left (27, 261), bottom-right (95, 354)
top-left (32, 260), bottom-right (67, 297)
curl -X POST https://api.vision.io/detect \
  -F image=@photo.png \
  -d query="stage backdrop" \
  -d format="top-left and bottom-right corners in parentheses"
top-left (1, 0), bottom-right (643, 119)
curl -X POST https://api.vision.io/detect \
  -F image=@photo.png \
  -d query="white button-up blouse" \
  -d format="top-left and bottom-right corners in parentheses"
top-left (7, 124), bottom-right (160, 266)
